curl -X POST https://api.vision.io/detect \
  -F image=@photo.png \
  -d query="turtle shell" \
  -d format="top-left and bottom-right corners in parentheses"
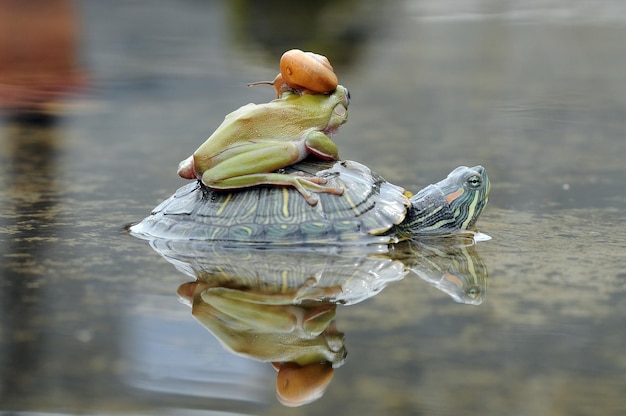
top-left (130, 160), bottom-right (410, 245)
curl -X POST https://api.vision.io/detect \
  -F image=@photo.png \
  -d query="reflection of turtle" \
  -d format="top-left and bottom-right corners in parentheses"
top-left (144, 234), bottom-right (488, 407)
top-left (155, 238), bottom-right (488, 308)
top-left (131, 160), bottom-right (490, 245)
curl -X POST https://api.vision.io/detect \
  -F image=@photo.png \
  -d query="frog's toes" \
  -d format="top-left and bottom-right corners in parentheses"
top-left (177, 155), bottom-right (196, 179)
top-left (289, 171), bottom-right (324, 182)
top-left (303, 177), bottom-right (344, 197)
top-left (303, 193), bottom-right (320, 206)
top-left (326, 186), bottom-right (344, 196)
top-left (291, 175), bottom-right (344, 204)
top-left (304, 176), bottom-right (328, 185)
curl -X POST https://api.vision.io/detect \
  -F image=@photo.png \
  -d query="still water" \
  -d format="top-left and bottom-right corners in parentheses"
top-left (1, 1), bottom-right (626, 415)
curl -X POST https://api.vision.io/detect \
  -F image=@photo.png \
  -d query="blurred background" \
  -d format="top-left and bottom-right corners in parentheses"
top-left (1, 0), bottom-right (626, 415)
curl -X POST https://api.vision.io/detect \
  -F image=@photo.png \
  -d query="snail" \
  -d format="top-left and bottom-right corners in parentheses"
top-left (273, 361), bottom-right (334, 407)
top-left (248, 49), bottom-right (339, 97)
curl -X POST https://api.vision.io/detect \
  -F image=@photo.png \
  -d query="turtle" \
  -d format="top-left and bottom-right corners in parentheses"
top-left (130, 160), bottom-right (490, 246)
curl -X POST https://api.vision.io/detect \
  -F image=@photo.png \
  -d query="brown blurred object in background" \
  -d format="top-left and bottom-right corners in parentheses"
top-left (0, 0), bottom-right (84, 117)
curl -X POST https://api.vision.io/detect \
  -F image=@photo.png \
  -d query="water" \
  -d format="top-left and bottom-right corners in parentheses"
top-left (1, 1), bottom-right (626, 415)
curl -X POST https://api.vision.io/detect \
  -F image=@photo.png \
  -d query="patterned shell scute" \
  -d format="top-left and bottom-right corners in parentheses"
top-left (314, 161), bottom-right (409, 235)
top-left (131, 161), bottom-right (411, 244)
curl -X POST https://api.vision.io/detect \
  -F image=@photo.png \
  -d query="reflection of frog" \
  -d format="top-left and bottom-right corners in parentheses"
top-left (177, 280), bottom-right (346, 407)
top-left (177, 280), bottom-right (346, 366)
top-left (177, 86), bottom-right (350, 205)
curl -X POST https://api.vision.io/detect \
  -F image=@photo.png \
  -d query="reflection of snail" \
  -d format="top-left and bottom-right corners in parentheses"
top-left (272, 361), bottom-right (334, 407)
top-left (248, 49), bottom-right (338, 97)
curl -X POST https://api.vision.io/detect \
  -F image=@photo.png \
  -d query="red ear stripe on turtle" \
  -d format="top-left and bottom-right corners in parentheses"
top-left (445, 188), bottom-right (464, 204)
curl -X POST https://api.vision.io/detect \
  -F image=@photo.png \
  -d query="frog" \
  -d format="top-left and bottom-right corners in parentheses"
top-left (177, 85), bottom-right (350, 205)
top-left (177, 279), bottom-right (346, 366)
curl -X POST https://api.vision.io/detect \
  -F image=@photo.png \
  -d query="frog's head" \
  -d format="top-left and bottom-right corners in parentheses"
top-left (280, 84), bottom-right (350, 134)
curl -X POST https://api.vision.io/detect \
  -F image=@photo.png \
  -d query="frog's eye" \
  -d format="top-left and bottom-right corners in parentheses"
top-left (467, 175), bottom-right (482, 189)
top-left (346, 89), bottom-right (351, 104)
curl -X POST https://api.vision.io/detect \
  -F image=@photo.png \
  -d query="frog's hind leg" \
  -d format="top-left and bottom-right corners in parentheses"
top-left (203, 171), bottom-right (343, 206)
top-left (198, 139), bottom-right (345, 205)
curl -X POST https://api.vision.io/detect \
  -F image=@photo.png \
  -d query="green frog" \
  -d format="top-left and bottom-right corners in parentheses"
top-left (177, 86), bottom-right (350, 205)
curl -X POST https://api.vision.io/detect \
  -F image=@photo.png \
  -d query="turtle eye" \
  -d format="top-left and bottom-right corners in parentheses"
top-left (467, 175), bottom-right (482, 189)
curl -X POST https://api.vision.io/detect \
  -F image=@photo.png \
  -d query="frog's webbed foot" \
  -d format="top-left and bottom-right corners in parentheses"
top-left (293, 277), bottom-right (343, 303)
top-left (290, 173), bottom-right (344, 206)
top-left (177, 155), bottom-right (196, 179)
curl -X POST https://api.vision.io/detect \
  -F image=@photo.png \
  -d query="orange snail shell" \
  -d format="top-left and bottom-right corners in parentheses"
top-left (274, 362), bottom-right (334, 407)
top-left (279, 49), bottom-right (338, 94)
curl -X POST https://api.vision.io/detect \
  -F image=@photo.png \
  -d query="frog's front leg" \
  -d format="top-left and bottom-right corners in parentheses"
top-left (201, 287), bottom-right (337, 336)
top-left (304, 131), bottom-right (339, 160)
top-left (201, 288), bottom-right (299, 333)
top-left (201, 141), bottom-right (343, 205)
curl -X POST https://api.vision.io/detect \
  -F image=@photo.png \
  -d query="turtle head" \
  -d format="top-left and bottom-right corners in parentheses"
top-left (438, 165), bottom-right (490, 230)
top-left (405, 165), bottom-right (490, 236)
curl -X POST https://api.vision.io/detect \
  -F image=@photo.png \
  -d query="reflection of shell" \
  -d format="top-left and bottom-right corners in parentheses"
top-left (280, 49), bottom-right (338, 94)
top-left (151, 240), bottom-right (407, 306)
top-left (143, 237), bottom-right (488, 305)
